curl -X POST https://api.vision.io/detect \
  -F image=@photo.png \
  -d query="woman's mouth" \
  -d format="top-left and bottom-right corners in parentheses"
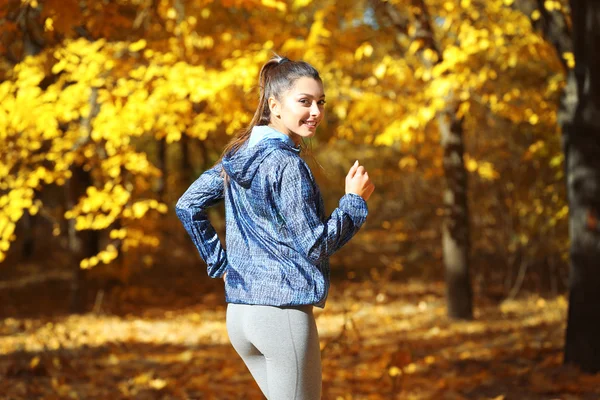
top-left (303, 120), bottom-right (318, 129)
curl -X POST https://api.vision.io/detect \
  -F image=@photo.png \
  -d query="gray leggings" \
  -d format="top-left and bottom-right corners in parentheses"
top-left (226, 303), bottom-right (322, 400)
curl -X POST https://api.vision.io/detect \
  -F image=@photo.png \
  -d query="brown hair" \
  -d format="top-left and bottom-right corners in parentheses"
top-left (218, 54), bottom-right (322, 164)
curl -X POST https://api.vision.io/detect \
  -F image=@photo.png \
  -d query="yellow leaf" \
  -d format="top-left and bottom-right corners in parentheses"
top-left (261, 0), bottom-right (286, 11)
top-left (293, 0), bottom-right (312, 8)
top-left (536, 298), bottom-right (546, 308)
top-left (562, 52), bottom-right (575, 68)
top-left (128, 39), bottom-right (147, 52)
top-left (0, 241), bottom-right (9, 252)
top-left (166, 8), bottom-right (177, 19)
top-left (149, 378), bottom-right (168, 390)
top-left (529, 114), bottom-right (539, 125)
top-left (30, 356), bottom-right (41, 369)
top-left (132, 202), bottom-right (148, 219)
top-left (399, 156), bottom-right (418, 170)
top-left (134, 372), bottom-right (152, 385)
top-left (544, 0), bottom-right (556, 11)
top-left (478, 162), bottom-right (499, 180)
top-left (355, 43), bottom-right (373, 61)
top-left (408, 41), bottom-right (421, 55)
top-left (404, 363), bottom-right (417, 374)
top-left (44, 17), bottom-right (54, 32)
top-left (465, 158), bottom-right (478, 172)
top-left (374, 63), bottom-right (386, 79)
top-left (80, 259), bottom-right (90, 269)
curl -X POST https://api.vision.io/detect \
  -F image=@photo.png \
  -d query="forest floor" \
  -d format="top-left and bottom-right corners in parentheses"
top-left (1, 260), bottom-right (599, 400)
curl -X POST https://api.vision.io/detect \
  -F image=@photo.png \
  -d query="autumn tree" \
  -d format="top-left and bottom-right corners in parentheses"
top-left (515, 0), bottom-right (600, 373)
top-left (558, 0), bottom-right (600, 373)
top-left (1, 0), bottom-right (572, 322)
top-left (344, 0), bottom-right (566, 317)
top-left (376, 0), bottom-right (474, 320)
top-left (0, 0), bottom-right (292, 310)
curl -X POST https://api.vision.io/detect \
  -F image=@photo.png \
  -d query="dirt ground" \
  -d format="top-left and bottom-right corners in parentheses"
top-left (0, 258), bottom-right (598, 400)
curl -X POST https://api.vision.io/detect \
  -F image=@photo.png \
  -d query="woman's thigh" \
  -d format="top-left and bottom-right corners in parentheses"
top-left (226, 304), bottom-right (271, 397)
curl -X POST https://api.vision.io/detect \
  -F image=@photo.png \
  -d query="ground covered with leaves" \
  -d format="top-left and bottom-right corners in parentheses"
top-left (1, 266), bottom-right (599, 400)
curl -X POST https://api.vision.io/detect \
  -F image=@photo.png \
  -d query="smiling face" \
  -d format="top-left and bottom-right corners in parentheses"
top-left (268, 77), bottom-right (326, 144)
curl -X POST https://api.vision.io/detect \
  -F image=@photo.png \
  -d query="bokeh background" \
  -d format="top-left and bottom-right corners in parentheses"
top-left (3, 0), bottom-right (598, 399)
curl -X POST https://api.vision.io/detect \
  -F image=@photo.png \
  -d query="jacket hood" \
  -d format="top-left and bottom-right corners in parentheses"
top-left (222, 132), bottom-right (300, 188)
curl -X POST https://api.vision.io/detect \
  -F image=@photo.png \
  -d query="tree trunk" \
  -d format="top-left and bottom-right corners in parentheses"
top-left (157, 137), bottom-right (167, 202)
top-left (197, 138), bottom-right (208, 171)
top-left (380, 0), bottom-right (473, 319)
top-left (66, 166), bottom-right (99, 313)
top-left (438, 101), bottom-right (473, 320)
top-left (180, 133), bottom-right (192, 185)
top-left (562, 0), bottom-right (600, 373)
top-left (21, 6), bottom-right (45, 57)
top-left (20, 211), bottom-right (35, 259)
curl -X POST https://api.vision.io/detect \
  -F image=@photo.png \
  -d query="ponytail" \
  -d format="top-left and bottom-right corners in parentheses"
top-left (219, 58), bottom-right (281, 159)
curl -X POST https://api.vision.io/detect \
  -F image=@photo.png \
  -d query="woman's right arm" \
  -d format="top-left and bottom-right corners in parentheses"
top-left (175, 163), bottom-right (228, 278)
top-left (275, 158), bottom-right (372, 265)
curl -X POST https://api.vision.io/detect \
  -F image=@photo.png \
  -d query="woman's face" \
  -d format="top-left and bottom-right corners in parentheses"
top-left (269, 77), bottom-right (325, 143)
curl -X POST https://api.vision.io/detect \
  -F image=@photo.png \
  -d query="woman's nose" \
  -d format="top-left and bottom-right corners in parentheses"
top-left (310, 102), bottom-right (321, 116)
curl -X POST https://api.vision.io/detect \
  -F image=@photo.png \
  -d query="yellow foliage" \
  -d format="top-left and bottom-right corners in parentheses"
top-left (0, 0), bottom-right (568, 269)
top-left (128, 39), bottom-right (147, 52)
top-left (293, 0), bottom-right (313, 8)
top-left (562, 52), bottom-right (575, 68)
top-left (399, 156), bottom-right (418, 171)
top-left (464, 155), bottom-right (500, 181)
top-left (355, 43), bottom-right (374, 61)
top-left (261, 0), bottom-right (286, 12)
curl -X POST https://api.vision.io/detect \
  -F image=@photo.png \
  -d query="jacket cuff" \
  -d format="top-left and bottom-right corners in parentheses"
top-left (339, 193), bottom-right (368, 227)
top-left (207, 252), bottom-right (229, 278)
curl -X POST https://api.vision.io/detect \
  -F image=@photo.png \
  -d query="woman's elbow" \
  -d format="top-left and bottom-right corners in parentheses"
top-left (175, 192), bottom-right (197, 215)
top-left (175, 194), bottom-right (189, 210)
top-left (305, 245), bottom-right (327, 265)
top-left (174, 201), bottom-right (191, 223)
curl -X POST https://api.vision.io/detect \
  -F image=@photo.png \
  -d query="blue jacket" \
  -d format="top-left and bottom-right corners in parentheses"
top-left (175, 126), bottom-right (368, 307)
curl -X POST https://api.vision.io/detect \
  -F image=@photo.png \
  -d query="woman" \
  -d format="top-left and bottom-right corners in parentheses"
top-left (176, 55), bottom-right (374, 399)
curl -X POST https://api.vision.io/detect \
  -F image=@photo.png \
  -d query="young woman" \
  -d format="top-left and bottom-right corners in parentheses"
top-left (176, 55), bottom-right (374, 399)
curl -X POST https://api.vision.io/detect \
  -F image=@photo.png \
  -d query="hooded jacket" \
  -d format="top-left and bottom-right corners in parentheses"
top-left (175, 126), bottom-right (368, 308)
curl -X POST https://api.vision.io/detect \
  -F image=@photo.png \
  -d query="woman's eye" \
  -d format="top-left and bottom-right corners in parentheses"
top-left (318, 100), bottom-right (326, 105)
top-left (299, 99), bottom-right (309, 104)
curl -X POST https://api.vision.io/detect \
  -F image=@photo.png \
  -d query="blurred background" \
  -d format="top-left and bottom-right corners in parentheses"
top-left (2, 0), bottom-right (595, 399)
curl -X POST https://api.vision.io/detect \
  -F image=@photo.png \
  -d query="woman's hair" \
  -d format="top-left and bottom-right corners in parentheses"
top-left (219, 54), bottom-right (322, 160)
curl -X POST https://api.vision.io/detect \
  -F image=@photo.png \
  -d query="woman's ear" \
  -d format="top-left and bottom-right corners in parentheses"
top-left (268, 96), bottom-right (280, 118)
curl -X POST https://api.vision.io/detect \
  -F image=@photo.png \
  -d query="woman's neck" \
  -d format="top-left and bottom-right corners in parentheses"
top-left (267, 123), bottom-right (301, 146)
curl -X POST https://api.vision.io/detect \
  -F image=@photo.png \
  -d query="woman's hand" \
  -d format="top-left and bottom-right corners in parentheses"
top-left (345, 160), bottom-right (375, 201)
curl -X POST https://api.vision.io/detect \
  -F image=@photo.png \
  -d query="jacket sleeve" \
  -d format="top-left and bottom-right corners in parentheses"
top-left (175, 163), bottom-right (228, 278)
top-left (276, 158), bottom-right (368, 265)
